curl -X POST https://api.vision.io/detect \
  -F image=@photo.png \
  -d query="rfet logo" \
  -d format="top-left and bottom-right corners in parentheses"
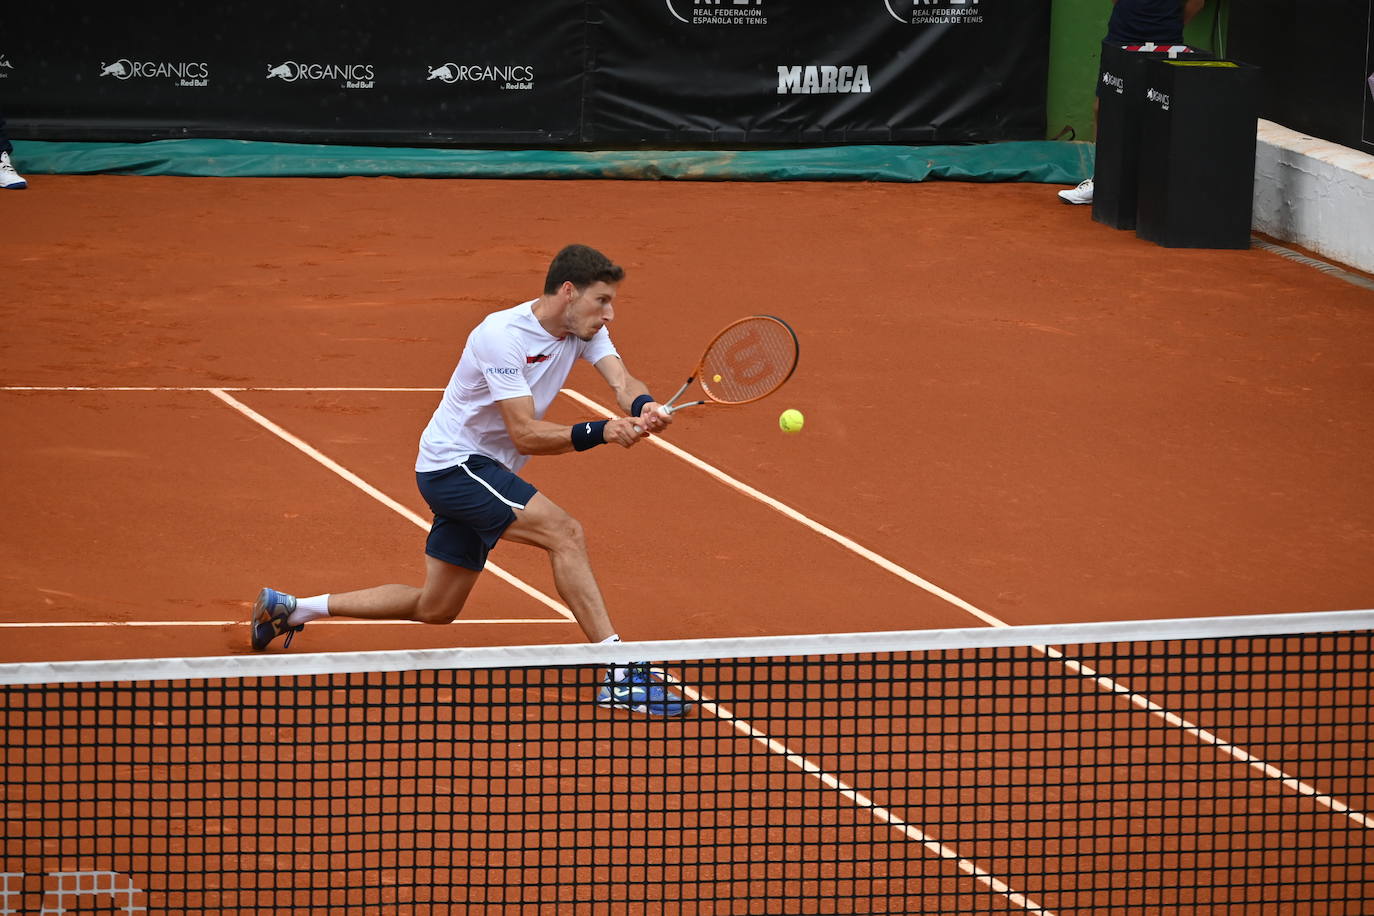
top-left (666, 0), bottom-right (768, 26)
top-left (884, 0), bottom-right (984, 25)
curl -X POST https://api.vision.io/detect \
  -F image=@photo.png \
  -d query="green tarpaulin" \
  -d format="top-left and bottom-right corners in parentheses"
top-left (12, 139), bottom-right (1094, 184)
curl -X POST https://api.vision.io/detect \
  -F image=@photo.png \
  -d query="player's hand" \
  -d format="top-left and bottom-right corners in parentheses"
top-left (636, 402), bottom-right (672, 434)
top-left (604, 416), bottom-right (648, 448)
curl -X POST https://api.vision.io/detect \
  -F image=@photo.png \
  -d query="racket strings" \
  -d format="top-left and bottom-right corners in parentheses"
top-left (699, 318), bottom-right (798, 403)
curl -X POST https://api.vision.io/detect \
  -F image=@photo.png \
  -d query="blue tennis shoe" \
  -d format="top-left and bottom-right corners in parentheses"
top-left (251, 587), bottom-right (302, 650)
top-left (596, 664), bottom-right (693, 717)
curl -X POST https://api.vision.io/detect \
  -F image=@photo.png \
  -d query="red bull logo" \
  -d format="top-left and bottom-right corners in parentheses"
top-left (426, 62), bottom-right (535, 90)
top-left (99, 59), bottom-right (208, 86)
top-left (266, 61), bottom-right (375, 88)
top-left (427, 63), bottom-right (535, 86)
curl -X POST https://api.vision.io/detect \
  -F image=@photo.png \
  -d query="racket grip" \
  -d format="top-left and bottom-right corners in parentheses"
top-left (633, 405), bottom-right (671, 435)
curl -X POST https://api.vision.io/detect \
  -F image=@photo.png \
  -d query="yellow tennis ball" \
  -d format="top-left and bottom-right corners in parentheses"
top-left (712, 374), bottom-right (722, 383)
top-left (779, 409), bottom-right (804, 434)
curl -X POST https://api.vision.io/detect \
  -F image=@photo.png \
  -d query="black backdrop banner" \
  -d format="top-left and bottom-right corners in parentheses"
top-left (0, 1), bottom-right (1049, 146)
top-left (588, 0), bottom-right (1050, 144)
top-left (1227, 0), bottom-right (1374, 152)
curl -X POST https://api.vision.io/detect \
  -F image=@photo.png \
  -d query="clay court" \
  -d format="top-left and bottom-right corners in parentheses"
top-left (2, 174), bottom-right (1372, 913)
top-left (4, 175), bottom-right (1373, 657)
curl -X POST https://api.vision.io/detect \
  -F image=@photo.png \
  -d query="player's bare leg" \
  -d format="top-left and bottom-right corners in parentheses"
top-left (323, 556), bottom-right (481, 624)
top-left (501, 492), bottom-right (616, 643)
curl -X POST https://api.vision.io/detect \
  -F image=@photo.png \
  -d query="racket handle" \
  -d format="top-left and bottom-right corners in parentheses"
top-left (633, 405), bottom-right (671, 435)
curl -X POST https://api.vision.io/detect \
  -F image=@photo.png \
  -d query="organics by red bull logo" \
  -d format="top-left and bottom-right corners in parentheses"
top-left (99, 58), bottom-right (209, 86)
top-left (426, 62), bottom-right (535, 90)
top-left (266, 61), bottom-right (375, 89)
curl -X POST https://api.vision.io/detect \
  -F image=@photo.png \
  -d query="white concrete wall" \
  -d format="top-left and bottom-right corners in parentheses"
top-left (1253, 120), bottom-right (1374, 274)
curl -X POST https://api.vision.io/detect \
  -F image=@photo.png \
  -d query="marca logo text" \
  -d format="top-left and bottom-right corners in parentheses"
top-left (776, 65), bottom-right (871, 95)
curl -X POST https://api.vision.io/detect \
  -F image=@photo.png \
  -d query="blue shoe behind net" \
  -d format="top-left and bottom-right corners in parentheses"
top-left (596, 663), bottom-right (694, 717)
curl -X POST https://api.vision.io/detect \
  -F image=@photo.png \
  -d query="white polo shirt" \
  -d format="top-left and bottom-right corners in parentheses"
top-left (416, 300), bottom-right (618, 474)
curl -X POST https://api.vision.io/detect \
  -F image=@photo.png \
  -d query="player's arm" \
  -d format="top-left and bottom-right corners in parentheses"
top-left (496, 395), bottom-right (643, 454)
top-left (593, 355), bottom-right (672, 434)
top-left (1183, 0), bottom-right (1205, 24)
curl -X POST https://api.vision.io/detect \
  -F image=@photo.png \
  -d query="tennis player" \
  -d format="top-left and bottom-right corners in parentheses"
top-left (251, 244), bottom-right (691, 717)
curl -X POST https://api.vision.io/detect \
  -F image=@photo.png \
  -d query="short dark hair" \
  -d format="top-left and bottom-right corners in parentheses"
top-left (543, 244), bottom-right (625, 294)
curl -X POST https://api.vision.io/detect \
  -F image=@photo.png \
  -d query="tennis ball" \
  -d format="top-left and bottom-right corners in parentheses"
top-left (712, 374), bottom-right (722, 383)
top-left (779, 409), bottom-right (804, 434)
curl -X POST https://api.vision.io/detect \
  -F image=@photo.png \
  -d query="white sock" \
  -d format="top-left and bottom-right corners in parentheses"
top-left (600, 634), bottom-right (631, 681)
top-left (287, 594), bottom-right (330, 627)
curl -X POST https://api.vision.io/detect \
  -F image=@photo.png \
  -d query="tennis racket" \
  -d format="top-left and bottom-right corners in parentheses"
top-left (637, 316), bottom-right (799, 429)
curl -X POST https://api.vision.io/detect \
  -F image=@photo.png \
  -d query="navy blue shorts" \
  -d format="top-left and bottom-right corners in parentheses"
top-left (415, 456), bottom-right (538, 571)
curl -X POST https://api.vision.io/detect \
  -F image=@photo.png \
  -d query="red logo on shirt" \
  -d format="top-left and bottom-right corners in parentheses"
top-left (526, 354), bottom-right (551, 364)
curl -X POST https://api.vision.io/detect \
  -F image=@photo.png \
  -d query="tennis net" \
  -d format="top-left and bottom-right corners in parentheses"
top-left (2, 609), bottom-right (1371, 914)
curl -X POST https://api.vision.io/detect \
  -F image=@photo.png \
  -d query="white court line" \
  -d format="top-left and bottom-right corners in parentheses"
top-left (668, 675), bottom-right (1053, 913)
top-left (0, 619), bottom-right (557, 628)
top-left (559, 388), bottom-right (1010, 629)
top-left (562, 386), bottom-right (1374, 834)
top-left (206, 388), bottom-right (575, 624)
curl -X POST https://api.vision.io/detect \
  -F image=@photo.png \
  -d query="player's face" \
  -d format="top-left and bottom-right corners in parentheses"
top-left (565, 281), bottom-right (617, 341)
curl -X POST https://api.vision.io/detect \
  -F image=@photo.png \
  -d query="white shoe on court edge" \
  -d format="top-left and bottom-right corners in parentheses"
top-left (0, 152), bottom-right (27, 189)
top-left (1057, 178), bottom-right (1092, 205)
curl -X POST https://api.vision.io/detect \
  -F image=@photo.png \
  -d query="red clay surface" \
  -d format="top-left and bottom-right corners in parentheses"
top-left (4, 175), bottom-right (1372, 661)
top-left (2, 174), bottom-right (1372, 914)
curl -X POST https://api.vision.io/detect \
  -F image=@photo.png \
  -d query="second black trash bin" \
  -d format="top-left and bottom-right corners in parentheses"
top-left (1135, 58), bottom-right (1263, 249)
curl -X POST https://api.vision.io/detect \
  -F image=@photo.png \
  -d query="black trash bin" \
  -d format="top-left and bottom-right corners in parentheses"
top-left (1092, 42), bottom-right (1209, 231)
top-left (1135, 58), bottom-right (1262, 249)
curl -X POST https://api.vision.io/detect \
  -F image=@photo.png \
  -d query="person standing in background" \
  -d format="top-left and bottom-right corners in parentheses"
top-left (1058, 0), bottom-right (1206, 205)
top-left (0, 112), bottom-right (27, 190)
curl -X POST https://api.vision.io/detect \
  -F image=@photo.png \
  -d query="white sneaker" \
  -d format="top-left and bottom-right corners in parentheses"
top-left (0, 152), bottom-right (27, 190)
top-left (1057, 178), bottom-right (1092, 205)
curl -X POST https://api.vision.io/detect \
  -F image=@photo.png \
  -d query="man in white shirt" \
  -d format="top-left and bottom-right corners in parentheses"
top-left (250, 244), bottom-right (690, 715)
